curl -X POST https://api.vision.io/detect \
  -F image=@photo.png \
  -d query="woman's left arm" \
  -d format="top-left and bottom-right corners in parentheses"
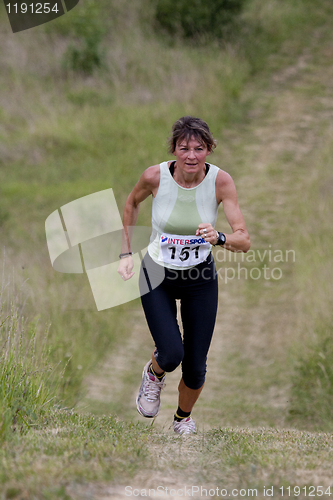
top-left (197, 170), bottom-right (250, 253)
top-left (216, 170), bottom-right (250, 252)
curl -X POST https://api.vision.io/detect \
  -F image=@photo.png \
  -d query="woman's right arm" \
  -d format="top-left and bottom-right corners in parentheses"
top-left (117, 165), bottom-right (160, 280)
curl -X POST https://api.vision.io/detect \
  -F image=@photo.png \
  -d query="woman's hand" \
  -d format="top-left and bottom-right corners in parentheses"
top-left (196, 223), bottom-right (218, 245)
top-left (117, 256), bottom-right (135, 281)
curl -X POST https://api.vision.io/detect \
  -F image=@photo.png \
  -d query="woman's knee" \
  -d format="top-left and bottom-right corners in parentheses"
top-left (182, 365), bottom-right (206, 390)
top-left (155, 346), bottom-right (184, 373)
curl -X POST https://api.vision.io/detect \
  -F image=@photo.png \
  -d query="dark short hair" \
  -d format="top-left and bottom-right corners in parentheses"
top-left (168, 116), bottom-right (217, 154)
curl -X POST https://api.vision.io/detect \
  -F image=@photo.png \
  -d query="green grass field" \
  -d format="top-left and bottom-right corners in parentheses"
top-left (1, 0), bottom-right (333, 497)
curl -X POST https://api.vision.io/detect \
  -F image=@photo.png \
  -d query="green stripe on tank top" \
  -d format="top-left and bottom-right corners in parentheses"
top-left (163, 186), bottom-right (202, 235)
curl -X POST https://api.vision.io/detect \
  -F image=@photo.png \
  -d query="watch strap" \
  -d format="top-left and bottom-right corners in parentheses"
top-left (214, 231), bottom-right (226, 246)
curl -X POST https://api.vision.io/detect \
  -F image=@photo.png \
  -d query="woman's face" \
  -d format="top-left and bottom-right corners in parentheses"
top-left (173, 136), bottom-right (210, 175)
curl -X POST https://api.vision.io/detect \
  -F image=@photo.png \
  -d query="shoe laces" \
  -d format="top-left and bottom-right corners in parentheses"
top-left (143, 373), bottom-right (165, 402)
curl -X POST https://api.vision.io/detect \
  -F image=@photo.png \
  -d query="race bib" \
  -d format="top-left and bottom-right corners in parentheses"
top-left (158, 233), bottom-right (211, 267)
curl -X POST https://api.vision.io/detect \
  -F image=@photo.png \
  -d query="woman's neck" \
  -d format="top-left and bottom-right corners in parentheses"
top-left (172, 162), bottom-right (206, 188)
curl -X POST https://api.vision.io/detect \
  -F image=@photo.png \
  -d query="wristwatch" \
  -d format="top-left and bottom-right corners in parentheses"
top-left (215, 231), bottom-right (226, 246)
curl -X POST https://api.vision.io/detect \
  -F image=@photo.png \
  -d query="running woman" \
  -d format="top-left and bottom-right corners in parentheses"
top-left (118, 116), bottom-right (250, 435)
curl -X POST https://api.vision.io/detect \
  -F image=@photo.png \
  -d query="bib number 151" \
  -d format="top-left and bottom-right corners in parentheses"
top-left (168, 245), bottom-right (200, 262)
top-left (158, 234), bottom-right (211, 267)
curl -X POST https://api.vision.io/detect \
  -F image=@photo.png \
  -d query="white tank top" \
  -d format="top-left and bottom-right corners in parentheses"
top-left (148, 161), bottom-right (220, 269)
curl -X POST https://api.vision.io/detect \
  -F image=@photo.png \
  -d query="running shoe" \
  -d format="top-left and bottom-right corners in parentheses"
top-left (173, 417), bottom-right (197, 435)
top-left (136, 361), bottom-right (165, 418)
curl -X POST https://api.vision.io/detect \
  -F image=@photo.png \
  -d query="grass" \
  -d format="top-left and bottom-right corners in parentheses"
top-left (1, 0), bottom-right (333, 495)
top-left (287, 132), bottom-right (333, 430)
top-left (0, 409), bottom-right (151, 498)
top-left (0, 265), bottom-right (56, 442)
top-left (2, 416), bottom-right (333, 499)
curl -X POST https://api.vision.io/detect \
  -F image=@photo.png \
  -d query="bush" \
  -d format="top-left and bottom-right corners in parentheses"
top-left (154, 0), bottom-right (245, 39)
top-left (64, 39), bottom-right (105, 75)
top-left (62, 0), bottom-right (106, 74)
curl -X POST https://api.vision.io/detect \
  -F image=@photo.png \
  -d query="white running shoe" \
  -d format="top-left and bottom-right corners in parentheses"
top-left (136, 361), bottom-right (165, 418)
top-left (173, 417), bottom-right (197, 435)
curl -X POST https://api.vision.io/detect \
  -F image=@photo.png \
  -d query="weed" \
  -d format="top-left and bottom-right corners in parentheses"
top-left (289, 322), bottom-right (333, 430)
top-left (0, 268), bottom-right (57, 442)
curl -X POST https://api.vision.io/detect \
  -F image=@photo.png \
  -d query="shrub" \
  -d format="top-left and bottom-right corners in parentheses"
top-left (154, 0), bottom-right (245, 39)
top-left (62, 0), bottom-right (106, 74)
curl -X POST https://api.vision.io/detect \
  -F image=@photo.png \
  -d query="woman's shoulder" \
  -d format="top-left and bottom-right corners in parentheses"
top-left (215, 167), bottom-right (234, 187)
top-left (214, 168), bottom-right (237, 204)
top-left (140, 164), bottom-right (161, 192)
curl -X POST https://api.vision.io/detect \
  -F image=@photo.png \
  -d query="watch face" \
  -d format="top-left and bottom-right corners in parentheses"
top-left (219, 232), bottom-right (226, 245)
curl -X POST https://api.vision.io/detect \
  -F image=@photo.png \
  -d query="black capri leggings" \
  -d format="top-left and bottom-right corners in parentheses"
top-left (139, 252), bottom-right (218, 390)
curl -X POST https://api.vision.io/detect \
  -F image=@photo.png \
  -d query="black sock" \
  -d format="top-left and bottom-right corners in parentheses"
top-left (148, 363), bottom-right (165, 380)
top-left (174, 406), bottom-right (191, 422)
